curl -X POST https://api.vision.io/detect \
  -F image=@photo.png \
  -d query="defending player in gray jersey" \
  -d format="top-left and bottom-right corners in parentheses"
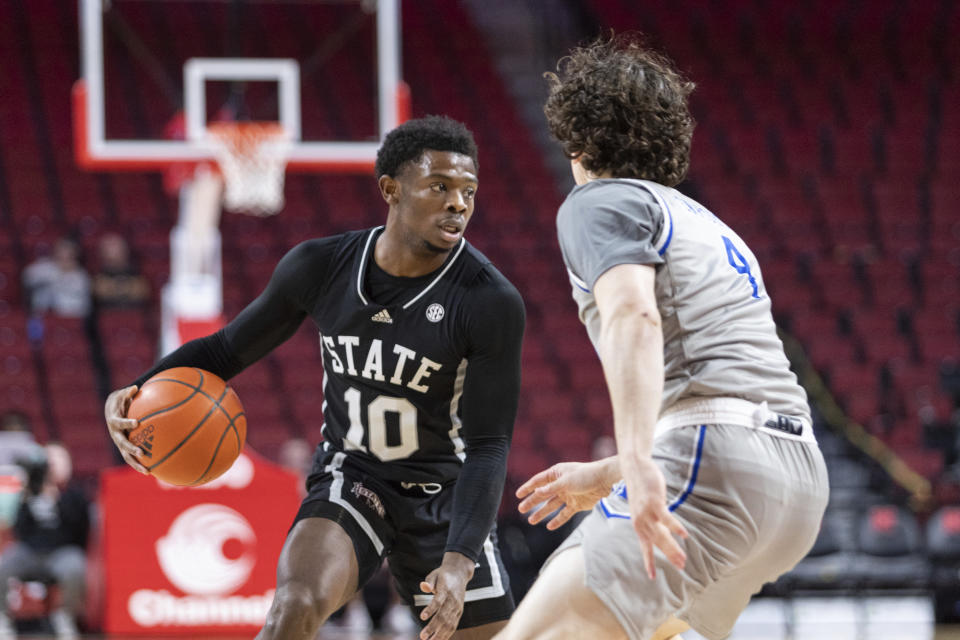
top-left (495, 35), bottom-right (829, 640)
top-left (560, 178), bottom-right (814, 442)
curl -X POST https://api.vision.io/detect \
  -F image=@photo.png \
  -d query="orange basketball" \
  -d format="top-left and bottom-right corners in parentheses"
top-left (127, 367), bottom-right (246, 486)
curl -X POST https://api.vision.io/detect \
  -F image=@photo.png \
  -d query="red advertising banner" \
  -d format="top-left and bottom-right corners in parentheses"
top-left (99, 451), bottom-right (301, 635)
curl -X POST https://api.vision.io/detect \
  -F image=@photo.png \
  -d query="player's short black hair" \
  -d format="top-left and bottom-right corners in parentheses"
top-left (544, 33), bottom-right (695, 186)
top-left (375, 115), bottom-right (478, 178)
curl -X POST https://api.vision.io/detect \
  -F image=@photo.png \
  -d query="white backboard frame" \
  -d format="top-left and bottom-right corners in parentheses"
top-left (184, 58), bottom-right (302, 143)
top-left (74, 0), bottom-right (406, 172)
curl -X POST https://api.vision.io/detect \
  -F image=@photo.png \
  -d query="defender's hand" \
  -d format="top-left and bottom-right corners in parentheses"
top-left (621, 455), bottom-right (688, 579)
top-left (104, 385), bottom-right (148, 474)
top-left (517, 458), bottom-right (619, 530)
top-left (418, 551), bottom-right (475, 640)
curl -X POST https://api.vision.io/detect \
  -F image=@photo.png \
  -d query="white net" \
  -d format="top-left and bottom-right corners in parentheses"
top-left (206, 122), bottom-right (291, 216)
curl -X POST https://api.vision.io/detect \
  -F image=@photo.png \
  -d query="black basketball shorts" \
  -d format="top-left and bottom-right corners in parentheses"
top-left (292, 449), bottom-right (515, 629)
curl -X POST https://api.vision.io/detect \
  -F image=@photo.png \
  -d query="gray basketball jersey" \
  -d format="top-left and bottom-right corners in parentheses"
top-left (557, 178), bottom-right (810, 424)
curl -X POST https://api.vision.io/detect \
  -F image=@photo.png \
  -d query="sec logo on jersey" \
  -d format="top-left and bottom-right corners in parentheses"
top-left (425, 303), bottom-right (445, 323)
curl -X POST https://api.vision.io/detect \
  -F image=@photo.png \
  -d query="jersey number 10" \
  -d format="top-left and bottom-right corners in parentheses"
top-left (343, 387), bottom-right (420, 461)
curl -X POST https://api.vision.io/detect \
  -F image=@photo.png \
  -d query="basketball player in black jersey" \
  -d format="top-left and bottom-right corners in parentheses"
top-left (104, 116), bottom-right (525, 640)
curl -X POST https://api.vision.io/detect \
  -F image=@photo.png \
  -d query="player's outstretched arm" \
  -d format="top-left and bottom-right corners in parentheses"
top-left (517, 456), bottom-right (620, 529)
top-left (594, 264), bottom-right (688, 579)
top-left (103, 385), bottom-right (148, 474)
top-left (418, 551), bottom-right (476, 640)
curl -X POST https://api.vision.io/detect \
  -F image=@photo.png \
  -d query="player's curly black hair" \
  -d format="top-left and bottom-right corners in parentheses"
top-left (544, 34), bottom-right (695, 187)
top-left (375, 115), bottom-right (478, 178)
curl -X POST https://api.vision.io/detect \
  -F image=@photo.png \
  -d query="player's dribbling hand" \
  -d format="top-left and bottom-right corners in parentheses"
top-left (621, 454), bottom-right (688, 580)
top-left (418, 551), bottom-right (474, 640)
top-left (517, 458), bottom-right (619, 530)
top-left (104, 385), bottom-right (149, 474)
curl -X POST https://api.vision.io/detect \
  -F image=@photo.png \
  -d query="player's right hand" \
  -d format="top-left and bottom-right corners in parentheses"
top-left (517, 457), bottom-right (619, 530)
top-left (418, 552), bottom-right (474, 640)
top-left (621, 454), bottom-right (688, 579)
top-left (104, 385), bottom-right (149, 474)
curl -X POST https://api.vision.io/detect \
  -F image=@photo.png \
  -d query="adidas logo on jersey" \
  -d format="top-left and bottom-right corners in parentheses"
top-left (371, 309), bottom-right (393, 324)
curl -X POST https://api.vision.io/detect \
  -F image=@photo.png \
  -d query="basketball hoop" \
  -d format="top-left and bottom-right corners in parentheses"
top-left (206, 122), bottom-right (291, 216)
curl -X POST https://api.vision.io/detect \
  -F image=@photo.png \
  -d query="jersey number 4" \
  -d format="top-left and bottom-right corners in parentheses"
top-left (343, 387), bottom-right (419, 461)
top-left (722, 235), bottom-right (761, 299)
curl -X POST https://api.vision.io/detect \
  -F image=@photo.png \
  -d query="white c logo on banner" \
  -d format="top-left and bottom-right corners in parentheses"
top-left (156, 503), bottom-right (256, 595)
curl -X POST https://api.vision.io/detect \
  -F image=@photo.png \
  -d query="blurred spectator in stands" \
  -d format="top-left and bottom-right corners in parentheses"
top-left (92, 233), bottom-right (150, 310)
top-left (0, 412), bottom-right (39, 524)
top-left (21, 238), bottom-right (91, 318)
top-left (0, 412), bottom-right (39, 535)
top-left (0, 443), bottom-right (90, 639)
top-left (0, 412), bottom-right (37, 467)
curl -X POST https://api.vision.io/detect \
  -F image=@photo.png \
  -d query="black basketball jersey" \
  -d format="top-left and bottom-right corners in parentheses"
top-left (133, 225), bottom-right (524, 490)
top-left (301, 227), bottom-right (524, 485)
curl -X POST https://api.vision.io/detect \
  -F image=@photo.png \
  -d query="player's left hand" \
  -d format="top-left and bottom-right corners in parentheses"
top-left (517, 457), bottom-right (619, 530)
top-left (104, 384), bottom-right (148, 474)
top-left (621, 454), bottom-right (689, 580)
top-left (418, 551), bottom-right (475, 640)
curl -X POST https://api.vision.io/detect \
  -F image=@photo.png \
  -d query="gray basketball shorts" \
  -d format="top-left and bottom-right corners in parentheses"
top-left (546, 423), bottom-right (829, 640)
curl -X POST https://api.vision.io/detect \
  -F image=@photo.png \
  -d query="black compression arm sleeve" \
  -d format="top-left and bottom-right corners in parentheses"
top-left (444, 435), bottom-right (510, 560)
top-left (444, 275), bottom-right (525, 559)
top-left (129, 239), bottom-right (336, 388)
top-left (132, 329), bottom-right (243, 388)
